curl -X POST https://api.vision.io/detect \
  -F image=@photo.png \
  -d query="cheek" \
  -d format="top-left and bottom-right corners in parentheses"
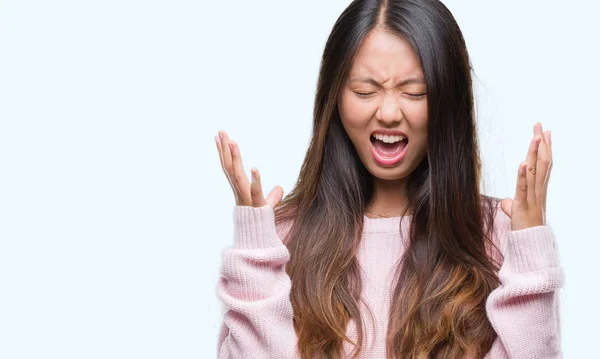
top-left (339, 92), bottom-right (372, 133)
top-left (401, 102), bottom-right (428, 154)
top-left (406, 101), bottom-right (428, 132)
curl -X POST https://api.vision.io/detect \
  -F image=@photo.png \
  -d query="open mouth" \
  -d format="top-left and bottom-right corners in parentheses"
top-left (369, 134), bottom-right (408, 154)
top-left (369, 134), bottom-right (409, 165)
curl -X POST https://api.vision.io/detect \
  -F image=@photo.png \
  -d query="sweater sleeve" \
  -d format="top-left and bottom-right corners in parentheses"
top-left (484, 210), bottom-right (565, 359)
top-left (216, 204), bottom-right (300, 359)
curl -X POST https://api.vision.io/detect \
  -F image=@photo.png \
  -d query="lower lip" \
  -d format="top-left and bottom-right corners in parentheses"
top-left (370, 139), bottom-right (408, 166)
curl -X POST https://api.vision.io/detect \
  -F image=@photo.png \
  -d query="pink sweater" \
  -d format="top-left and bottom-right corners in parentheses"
top-left (216, 204), bottom-right (564, 359)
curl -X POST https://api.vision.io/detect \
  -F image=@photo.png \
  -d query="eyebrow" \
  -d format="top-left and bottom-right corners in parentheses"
top-left (349, 76), bottom-right (425, 87)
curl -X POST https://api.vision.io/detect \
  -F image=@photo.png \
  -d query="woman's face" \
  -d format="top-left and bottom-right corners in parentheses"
top-left (338, 28), bottom-right (428, 181)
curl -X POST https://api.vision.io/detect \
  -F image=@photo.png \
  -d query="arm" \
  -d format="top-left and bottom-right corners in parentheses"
top-left (216, 204), bottom-right (300, 359)
top-left (484, 223), bottom-right (565, 359)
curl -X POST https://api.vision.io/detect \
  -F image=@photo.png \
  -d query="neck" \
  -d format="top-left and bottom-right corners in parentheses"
top-left (366, 177), bottom-right (411, 218)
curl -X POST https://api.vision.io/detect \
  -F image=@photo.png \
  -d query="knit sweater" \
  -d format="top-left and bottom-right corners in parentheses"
top-left (216, 204), bottom-right (564, 359)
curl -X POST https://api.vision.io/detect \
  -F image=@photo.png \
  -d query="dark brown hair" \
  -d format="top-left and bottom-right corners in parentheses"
top-left (274, 0), bottom-right (504, 357)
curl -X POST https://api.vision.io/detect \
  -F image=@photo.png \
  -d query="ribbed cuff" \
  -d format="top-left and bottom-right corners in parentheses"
top-left (507, 225), bottom-right (560, 273)
top-left (233, 204), bottom-right (282, 249)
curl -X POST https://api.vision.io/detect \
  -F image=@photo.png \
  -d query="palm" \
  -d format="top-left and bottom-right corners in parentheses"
top-left (215, 131), bottom-right (283, 208)
top-left (500, 122), bottom-right (552, 231)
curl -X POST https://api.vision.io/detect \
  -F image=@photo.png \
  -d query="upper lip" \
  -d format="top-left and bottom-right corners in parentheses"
top-left (370, 129), bottom-right (408, 138)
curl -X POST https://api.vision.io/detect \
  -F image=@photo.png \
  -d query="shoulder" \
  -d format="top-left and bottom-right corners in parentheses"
top-left (275, 219), bottom-right (294, 246)
top-left (481, 195), bottom-right (511, 235)
top-left (482, 195), bottom-right (511, 267)
top-left (491, 198), bottom-right (511, 240)
top-left (274, 203), bottom-right (297, 247)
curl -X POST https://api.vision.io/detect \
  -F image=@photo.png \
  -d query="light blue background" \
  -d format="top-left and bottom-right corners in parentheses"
top-left (1, 1), bottom-right (597, 358)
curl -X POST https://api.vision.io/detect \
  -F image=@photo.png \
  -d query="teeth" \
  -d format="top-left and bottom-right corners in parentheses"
top-left (373, 133), bottom-right (406, 143)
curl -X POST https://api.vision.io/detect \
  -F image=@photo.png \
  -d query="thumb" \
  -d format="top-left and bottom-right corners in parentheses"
top-left (500, 198), bottom-right (513, 219)
top-left (266, 186), bottom-right (284, 208)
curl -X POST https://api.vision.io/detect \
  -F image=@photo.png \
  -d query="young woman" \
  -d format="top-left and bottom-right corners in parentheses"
top-left (214, 0), bottom-right (563, 358)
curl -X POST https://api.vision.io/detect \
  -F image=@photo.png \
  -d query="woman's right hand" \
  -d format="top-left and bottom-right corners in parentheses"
top-left (215, 131), bottom-right (284, 208)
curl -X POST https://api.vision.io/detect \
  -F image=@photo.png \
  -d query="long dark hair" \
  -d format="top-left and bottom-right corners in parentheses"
top-left (274, 0), bottom-right (503, 358)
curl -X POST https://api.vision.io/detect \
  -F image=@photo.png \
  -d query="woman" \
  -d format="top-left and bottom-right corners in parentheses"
top-left (215, 0), bottom-right (563, 358)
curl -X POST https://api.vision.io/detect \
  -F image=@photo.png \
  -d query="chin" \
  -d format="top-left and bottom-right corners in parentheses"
top-left (368, 166), bottom-right (410, 181)
top-left (371, 171), bottom-right (408, 181)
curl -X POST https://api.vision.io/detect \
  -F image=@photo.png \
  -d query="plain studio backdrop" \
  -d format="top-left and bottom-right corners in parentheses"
top-left (0, 0), bottom-right (598, 358)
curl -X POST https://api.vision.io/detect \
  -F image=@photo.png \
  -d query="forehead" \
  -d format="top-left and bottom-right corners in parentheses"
top-left (349, 29), bottom-right (423, 80)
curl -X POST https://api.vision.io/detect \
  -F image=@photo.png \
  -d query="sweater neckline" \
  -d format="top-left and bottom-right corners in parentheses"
top-left (362, 214), bottom-right (412, 234)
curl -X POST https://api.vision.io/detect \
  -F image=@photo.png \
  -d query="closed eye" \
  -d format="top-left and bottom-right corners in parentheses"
top-left (354, 92), bottom-right (426, 99)
top-left (355, 92), bottom-right (376, 97)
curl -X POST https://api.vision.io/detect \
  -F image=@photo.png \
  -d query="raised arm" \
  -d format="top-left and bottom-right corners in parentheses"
top-left (485, 123), bottom-right (564, 358)
top-left (214, 131), bottom-right (299, 358)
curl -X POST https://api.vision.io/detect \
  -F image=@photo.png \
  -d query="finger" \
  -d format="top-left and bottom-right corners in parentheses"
top-left (546, 130), bottom-right (552, 157)
top-left (229, 140), bottom-right (252, 205)
top-left (266, 186), bottom-right (284, 208)
top-left (525, 130), bottom-right (542, 205)
top-left (250, 168), bottom-right (268, 207)
top-left (217, 131), bottom-right (241, 204)
top-left (514, 161), bottom-right (528, 205)
top-left (535, 125), bottom-right (551, 205)
top-left (220, 131), bottom-right (233, 174)
top-left (215, 135), bottom-right (224, 168)
top-left (540, 130), bottom-right (552, 211)
top-left (500, 197), bottom-right (512, 219)
top-left (546, 130), bottom-right (553, 181)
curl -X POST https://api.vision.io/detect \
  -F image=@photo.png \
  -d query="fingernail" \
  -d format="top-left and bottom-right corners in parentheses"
top-left (219, 132), bottom-right (224, 140)
top-left (214, 135), bottom-right (220, 145)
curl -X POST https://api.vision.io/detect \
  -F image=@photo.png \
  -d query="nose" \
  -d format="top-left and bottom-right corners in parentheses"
top-left (376, 94), bottom-right (403, 125)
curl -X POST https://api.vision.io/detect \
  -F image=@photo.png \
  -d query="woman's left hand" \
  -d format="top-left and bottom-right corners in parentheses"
top-left (500, 122), bottom-right (553, 231)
